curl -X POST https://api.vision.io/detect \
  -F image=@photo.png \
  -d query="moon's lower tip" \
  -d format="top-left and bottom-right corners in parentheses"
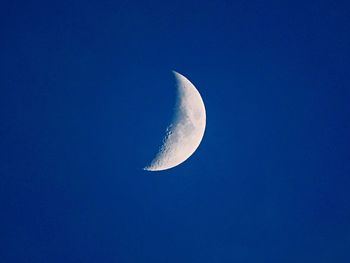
top-left (143, 166), bottom-right (167, 172)
top-left (143, 167), bottom-right (156, 172)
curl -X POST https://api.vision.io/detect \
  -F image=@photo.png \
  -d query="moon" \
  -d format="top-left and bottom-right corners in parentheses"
top-left (144, 71), bottom-right (206, 171)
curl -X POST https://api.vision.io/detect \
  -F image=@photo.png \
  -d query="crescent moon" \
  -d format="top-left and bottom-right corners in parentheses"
top-left (144, 71), bottom-right (206, 171)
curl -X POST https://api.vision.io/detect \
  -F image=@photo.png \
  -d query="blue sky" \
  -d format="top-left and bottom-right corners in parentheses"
top-left (1, 0), bottom-right (350, 262)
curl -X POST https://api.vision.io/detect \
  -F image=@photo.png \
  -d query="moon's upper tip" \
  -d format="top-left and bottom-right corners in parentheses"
top-left (172, 71), bottom-right (186, 83)
top-left (172, 70), bottom-right (182, 76)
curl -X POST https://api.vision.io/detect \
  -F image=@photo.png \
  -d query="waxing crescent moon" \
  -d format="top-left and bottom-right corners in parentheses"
top-left (144, 71), bottom-right (206, 171)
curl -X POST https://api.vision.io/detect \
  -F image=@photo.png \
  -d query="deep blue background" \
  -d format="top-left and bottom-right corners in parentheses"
top-left (1, 0), bottom-right (350, 262)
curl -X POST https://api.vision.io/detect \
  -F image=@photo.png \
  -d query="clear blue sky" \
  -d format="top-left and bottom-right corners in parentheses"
top-left (1, 0), bottom-right (350, 262)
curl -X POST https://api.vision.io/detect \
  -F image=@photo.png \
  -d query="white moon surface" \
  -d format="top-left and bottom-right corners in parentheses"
top-left (144, 71), bottom-right (206, 171)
